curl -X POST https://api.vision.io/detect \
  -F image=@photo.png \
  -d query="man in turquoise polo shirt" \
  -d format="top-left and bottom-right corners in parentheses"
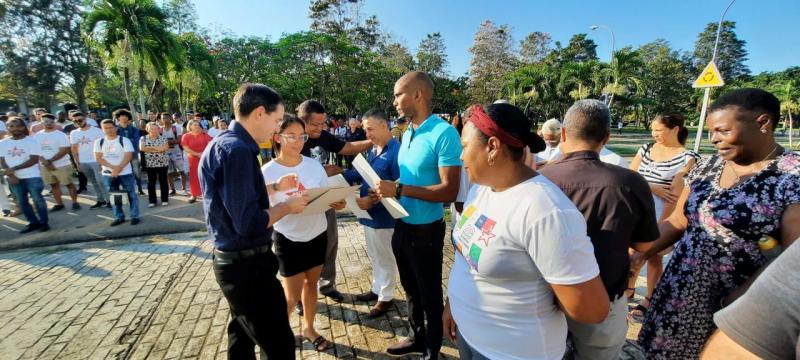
top-left (376, 71), bottom-right (462, 360)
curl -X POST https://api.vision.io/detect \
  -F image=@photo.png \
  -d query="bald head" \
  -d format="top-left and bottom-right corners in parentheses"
top-left (397, 72), bottom-right (434, 103)
top-left (394, 72), bottom-right (435, 122)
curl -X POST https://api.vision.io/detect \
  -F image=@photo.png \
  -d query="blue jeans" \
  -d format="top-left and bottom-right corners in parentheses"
top-left (10, 177), bottom-right (48, 226)
top-left (103, 174), bottom-right (140, 220)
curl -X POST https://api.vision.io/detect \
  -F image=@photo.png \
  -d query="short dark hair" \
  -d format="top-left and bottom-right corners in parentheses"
top-left (363, 108), bottom-right (387, 123)
top-left (100, 119), bottom-right (116, 127)
top-left (160, 112), bottom-right (170, 117)
top-left (296, 100), bottom-right (326, 121)
top-left (71, 111), bottom-right (84, 117)
top-left (470, 103), bottom-right (545, 160)
top-left (563, 99), bottom-right (611, 144)
top-left (113, 109), bottom-right (133, 120)
top-left (233, 83), bottom-right (283, 119)
top-left (6, 116), bottom-right (24, 127)
top-left (41, 113), bottom-right (56, 120)
top-left (709, 88), bottom-right (781, 128)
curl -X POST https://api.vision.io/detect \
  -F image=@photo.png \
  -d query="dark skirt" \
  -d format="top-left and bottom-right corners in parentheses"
top-left (272, 230), bottom-right (327, 277)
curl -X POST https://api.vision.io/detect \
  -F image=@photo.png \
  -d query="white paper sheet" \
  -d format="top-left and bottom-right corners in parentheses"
top-left (328, 175), bottom-right (372, 219)
top-left (351, 154), bottom-right (410, 219)
top-left (299, 185), bottom-right (361, 215)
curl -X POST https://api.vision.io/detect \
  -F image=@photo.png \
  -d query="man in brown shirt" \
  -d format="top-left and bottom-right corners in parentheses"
top-left (539, 99), bottom-right (660, 360)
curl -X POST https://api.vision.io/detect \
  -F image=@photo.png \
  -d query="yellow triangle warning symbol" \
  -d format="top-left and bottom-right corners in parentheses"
top-left (693, 61), bottom-right (725, 88)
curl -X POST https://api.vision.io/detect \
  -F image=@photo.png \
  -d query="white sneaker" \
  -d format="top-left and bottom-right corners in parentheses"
top-left (148, 203), bottom-right (156, 208)
top-left (162, 202), bottom-right (169, 206)
top-left (182, 190), bottom-right (190, 196)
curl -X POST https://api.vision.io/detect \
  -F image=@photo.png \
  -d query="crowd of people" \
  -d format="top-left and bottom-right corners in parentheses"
top-left (2, 71), bottom-right (798, 360)
top-left (0, 108), bottom-right (232, 231)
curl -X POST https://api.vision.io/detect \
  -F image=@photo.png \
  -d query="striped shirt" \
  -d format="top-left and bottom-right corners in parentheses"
top-left (636, 143), bottom-right (700, 186)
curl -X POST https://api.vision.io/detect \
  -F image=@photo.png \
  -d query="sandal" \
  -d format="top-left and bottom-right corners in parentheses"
top-left (627, 297), bottom-right (651, 323)
top-left (307, 335), bottom-right (332, 352)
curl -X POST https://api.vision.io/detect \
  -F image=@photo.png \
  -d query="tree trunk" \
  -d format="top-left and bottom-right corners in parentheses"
top-left (15, 95), bottom-right (29, 114)
top-left (73, 74), bottom-right (89, 113)
top-left (137, 64), bottom-right (147, 118)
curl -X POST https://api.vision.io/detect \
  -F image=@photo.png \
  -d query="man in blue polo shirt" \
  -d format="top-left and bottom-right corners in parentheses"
top-left (376, 72), bottom-right (462, 360)
top-left (343, 108), bottom-right (401, 318)
top-left (199, 84), bottom-right (308, 359)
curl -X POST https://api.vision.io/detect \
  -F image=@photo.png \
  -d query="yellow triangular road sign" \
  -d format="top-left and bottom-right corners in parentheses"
top-left (693, 61), bottom-right (725, 88)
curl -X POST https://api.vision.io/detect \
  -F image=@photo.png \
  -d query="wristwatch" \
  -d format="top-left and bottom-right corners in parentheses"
top-left (395, 183), bottom-right (403, 198)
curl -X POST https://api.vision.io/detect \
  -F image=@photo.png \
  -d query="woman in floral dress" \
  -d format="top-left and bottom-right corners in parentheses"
top-left (635, 88), bottom-right (800, 359)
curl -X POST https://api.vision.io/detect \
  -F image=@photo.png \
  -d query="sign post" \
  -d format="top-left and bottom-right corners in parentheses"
top-left (692, 61), bottom-right (725, 153)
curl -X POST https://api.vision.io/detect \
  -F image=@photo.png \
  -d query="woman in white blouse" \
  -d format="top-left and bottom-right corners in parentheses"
top-left (442, 103), bottom-right (609, 360)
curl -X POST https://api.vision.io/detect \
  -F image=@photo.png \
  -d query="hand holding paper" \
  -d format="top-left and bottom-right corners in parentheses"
top-left (352, 154), bottom-right (409, 219)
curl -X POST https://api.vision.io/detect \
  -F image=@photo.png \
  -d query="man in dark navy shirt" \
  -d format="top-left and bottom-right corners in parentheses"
top-left (200, 84), bottom-right (307, 359)
top-left (296, 100), bottom-right (372, 304)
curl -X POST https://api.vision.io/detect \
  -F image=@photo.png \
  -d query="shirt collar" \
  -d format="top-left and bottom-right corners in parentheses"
top-left (230, 120), bottom-right (259, 154)
top-left (556, 150), bottom-right (600, 163)
top-left (411, 114), bottom-right (438, 133)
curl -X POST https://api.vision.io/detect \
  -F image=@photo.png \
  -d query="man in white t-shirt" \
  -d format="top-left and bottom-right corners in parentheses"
top-left (71, 114), bottom-right (109, 208)
top-left (35, 115), bottom-right (80, 211)
top-left (94, 119), bottom-right (140, 226)
top-left (160, 113), bottom-right (188, 196)
top-left (536, 118), bottom-right (562, 166)
top-left (0, 116), bottom-right (9, 215)
top-left (0, 117), bottom-right (50, 233)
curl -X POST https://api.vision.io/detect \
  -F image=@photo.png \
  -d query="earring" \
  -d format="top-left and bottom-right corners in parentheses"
top-left (488, 157), bottom-right (495, 167)
top-left (761, 129), bottom-right (767, 133)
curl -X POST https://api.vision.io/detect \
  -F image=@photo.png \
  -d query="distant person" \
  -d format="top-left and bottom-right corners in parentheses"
top-left (617, 121), bottom-right (624, 135)
top-left (207, 118), bottom-right (228, 138)
top-left (94, 119), bottom-right (139, 226)
top-left (536, 118), bottom-right (562, 166)
top-left (626, 113), bottom-right (699, 320)
top-left (390, 117), bottom-right (408, 142)
top-left (70, 112), bottom-right (109, 208)
top-left (140, 122), bottom-right (170, 207)
top-left (181, 120), bottom-right (212, 203)
top-left (34, 114), bottom-right (80, 211)
top-left (115, 109), bottom-right (145, 195)
top-left (160, 113), bottom-right (188, 196)
top-left (0, 117), bottom-right (49, 233)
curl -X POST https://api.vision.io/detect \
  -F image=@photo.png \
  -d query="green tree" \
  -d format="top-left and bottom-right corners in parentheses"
top-left (549, 34), bottom-right (598, 63)
top-left (636, 40), bottom-right (693, 125)
top-left (85, 0), bottom-right (180, 115)
top-left (416, 33), bottom-right (448, 78)
top-left (692, 21), bottom-right (749, 82)
top-left (601, 47), bottom-right (643, 109)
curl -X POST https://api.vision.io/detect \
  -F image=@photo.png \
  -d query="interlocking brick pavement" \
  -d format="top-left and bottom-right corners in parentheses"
top-left (0, 217), bottom-right (647, 360)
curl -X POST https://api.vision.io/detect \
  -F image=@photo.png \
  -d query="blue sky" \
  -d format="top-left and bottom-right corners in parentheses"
top-left (193, 0), bottom-right (799, 77)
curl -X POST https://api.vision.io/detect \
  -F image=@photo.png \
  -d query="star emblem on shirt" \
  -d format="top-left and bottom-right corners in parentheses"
top-left (9, 146), bottom-right (25, 157)
top-left (79, 136), bottom-right (91, 145)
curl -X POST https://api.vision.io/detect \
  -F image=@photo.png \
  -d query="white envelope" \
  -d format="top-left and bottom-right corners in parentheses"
top-left (328, 175), bottom-right (372, 219)
top-left (351, 154), bottom-right (409, 219)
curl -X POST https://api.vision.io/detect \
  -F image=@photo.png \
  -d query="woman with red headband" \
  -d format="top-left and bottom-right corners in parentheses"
top-left (442, 103), bottom-right (610, 359)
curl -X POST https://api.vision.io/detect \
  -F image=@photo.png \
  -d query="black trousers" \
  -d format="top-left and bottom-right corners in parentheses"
top-left (213, 250), bottom-right (295, 360)
top-left (392, 219), bottom-right (446, 358)
top-left (145, 167), bottom-right (169, 204)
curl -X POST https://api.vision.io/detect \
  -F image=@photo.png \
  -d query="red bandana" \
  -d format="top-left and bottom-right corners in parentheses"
top-left (467, 105), bottom-right (524, 148)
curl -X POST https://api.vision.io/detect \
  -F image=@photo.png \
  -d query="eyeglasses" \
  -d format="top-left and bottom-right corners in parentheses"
top-left (279, 133), bottom-right (309, 143)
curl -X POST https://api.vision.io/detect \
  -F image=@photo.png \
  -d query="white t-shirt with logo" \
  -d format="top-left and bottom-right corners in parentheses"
top-left (0, 136), bottom-right (42, 179)
top-left (34, 130), bottom-right (72, 168)
top-left (448, 176), bottom-right (599, 360)
top-left (93, 136), bottom-right (134, 176)
top-left (261, 156), bottom-right (328, 242)
top-left (70, 126), bottom-right (104, 164)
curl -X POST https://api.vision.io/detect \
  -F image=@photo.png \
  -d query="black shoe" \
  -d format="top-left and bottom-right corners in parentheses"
top-left (104, 202), bottom-right (112, 208)
top-left (322, 290), bottom-right (345, 303)
top-left (50, 204), bottom-right (65, 212)
top-left (169, 190), bottom-right (177, 197)
top-left (368, 300), bottom-right (393, 318)
top-left (387, 339), bottom-right (426, 357)
top-left (355, 291), bottom-right (378, 302)
top-left (19, 224), bottom-right (41, 234)
top-left (294, 302), bottom-right (303, 315)
top-left (72, 203), bottom-right (81, 210)
top-left (110, 219), bottom-right (125, 226)
top-left (38, 224), bottom-right (50, 232)
top-left (138, 191), bottom-right (145, 196)
top-left (77, 187), bottom-right (87, 194)
top-left (131, 218), bottom-right (140, 225)
top-left (90, 201), bottom-right (106, 209)
top-left (2, 209), bottom-right (9, 217)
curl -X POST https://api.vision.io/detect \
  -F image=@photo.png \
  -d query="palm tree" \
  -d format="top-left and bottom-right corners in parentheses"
top-left (84, 0), bottom-right (178, 115)
top-left (602, 47), bottom-right (643, 109)
top-left (166, 33), bottom-right (216, 116)
top-left (774, 80), bottom-right (799, 147)
top-left (560, 60), bottom-right (600, 101)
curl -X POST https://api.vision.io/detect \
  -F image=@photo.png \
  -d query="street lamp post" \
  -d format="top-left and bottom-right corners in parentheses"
top-left (590, 25), bottom-right (616, 106)
top-left (693, 0), bottom-right (737, 153)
